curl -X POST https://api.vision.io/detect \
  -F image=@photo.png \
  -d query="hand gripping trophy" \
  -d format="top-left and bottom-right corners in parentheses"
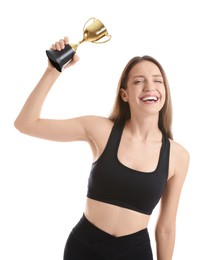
top-left (46, 17), bottom-right (112, 72)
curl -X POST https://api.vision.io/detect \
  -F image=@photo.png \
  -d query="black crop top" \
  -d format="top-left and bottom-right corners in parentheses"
top-left (87, 120), bottom-right (170, 215)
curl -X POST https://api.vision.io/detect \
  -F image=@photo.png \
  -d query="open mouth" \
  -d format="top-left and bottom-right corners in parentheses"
top-left (141, 96), bottom-right (159, 104)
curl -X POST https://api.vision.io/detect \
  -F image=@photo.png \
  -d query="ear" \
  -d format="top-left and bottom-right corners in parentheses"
top-left (120, 88), bottom-right (128, 102)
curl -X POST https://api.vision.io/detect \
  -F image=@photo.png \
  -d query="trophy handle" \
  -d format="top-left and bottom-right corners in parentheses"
top-left (92, 35), bottom-right (112, 44)
top-left (83, 17), bottom-right (96, 32)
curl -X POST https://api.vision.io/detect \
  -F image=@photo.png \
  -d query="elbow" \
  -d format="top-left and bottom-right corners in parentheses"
top-left (155, 221), bottom-right (176, 237)
top-left (155, 225), bottom-right (176, 244)
top-left (14, 118), bottom-right (34, 135)
top-left (155, 226), bottom-right (176, 236)
top-left (14, 119), bottom-right (26, 134)
top-left (14, 118), bottom-right (22, 131)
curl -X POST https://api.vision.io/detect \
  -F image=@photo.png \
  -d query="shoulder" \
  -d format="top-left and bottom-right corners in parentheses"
top-left (170, 139), bottom-right (190, 160)
top-left (81, 115), bottom-right (114, 134)
top-left (76, 115), bottom-right (114, 140)
top-left (81, 116), bottom-right (114, 156)
top-left (169, 139), bottom-right (190, 179)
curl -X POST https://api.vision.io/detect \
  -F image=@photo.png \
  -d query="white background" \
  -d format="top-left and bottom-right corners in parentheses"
top-left (1, 0), bottom-right (218, 259)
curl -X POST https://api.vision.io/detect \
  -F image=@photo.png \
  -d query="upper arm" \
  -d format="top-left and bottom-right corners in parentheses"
top-left (156, 141), bottom-right (190, 230)
top-left (16, 115), bottom-right (112, 143)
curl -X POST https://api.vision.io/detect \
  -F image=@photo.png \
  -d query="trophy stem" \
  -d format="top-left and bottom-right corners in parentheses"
top-left (70, 39), bottom-right (85, 51)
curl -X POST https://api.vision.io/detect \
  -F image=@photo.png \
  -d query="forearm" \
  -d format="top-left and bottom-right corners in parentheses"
top-left (155, 229), bottom-right (175, 260)
top-left (14, 66), bottom-right (60, 131)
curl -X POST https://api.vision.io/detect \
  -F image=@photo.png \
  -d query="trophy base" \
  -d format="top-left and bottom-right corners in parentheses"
top-left (46, 44), bottom-right (75, 72)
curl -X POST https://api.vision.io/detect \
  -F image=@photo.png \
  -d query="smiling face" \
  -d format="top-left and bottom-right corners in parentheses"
top-left (120, 60), bottom-right (166, 118)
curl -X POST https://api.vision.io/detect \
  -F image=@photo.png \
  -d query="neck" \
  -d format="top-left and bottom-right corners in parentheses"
top-left (126, 114), bottom-right (161, 140)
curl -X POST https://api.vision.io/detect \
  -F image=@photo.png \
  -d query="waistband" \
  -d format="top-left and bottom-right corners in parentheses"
top-left (72, 214), bottom-right (151, 259)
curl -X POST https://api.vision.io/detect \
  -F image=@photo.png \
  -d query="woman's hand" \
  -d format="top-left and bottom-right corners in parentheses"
top-left (48, 36), bottom-right (80, 70)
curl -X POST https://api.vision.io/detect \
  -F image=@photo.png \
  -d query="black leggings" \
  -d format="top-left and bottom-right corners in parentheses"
top-left (63, 214), bottom-right (153, 260)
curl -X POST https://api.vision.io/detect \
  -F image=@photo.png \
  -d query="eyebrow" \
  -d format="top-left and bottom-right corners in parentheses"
top-left (132, 75), bottom-right (145, 79)
top-left (152, 74), bottom-right (163, 78)
top-left (132, 74), bottom-right (163, 79)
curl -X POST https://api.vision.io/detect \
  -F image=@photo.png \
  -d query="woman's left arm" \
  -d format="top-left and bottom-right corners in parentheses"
top-left (155, 141), bottom-right (190, 260)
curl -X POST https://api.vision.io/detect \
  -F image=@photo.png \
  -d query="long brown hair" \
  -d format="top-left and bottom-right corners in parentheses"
top-left (109, 55), bottom-right (173, 139)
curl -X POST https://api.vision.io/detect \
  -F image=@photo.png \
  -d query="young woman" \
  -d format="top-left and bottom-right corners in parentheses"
top-left (14, 37), bottom-right (189, 260)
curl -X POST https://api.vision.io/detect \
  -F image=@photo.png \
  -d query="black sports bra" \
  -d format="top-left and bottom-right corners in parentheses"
top-left (87, 120), bottom-right (170, 215)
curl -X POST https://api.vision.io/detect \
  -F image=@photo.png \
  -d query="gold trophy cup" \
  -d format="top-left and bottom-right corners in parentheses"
top-left (46, 17), bottom-right (111, 72)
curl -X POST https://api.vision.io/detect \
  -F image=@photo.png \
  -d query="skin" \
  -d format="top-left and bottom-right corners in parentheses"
top-left (14, 37), bottom-right (189, 260)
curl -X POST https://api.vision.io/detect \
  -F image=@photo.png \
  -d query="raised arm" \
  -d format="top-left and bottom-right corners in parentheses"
top-left (14, 37), bottom-right (110, 144)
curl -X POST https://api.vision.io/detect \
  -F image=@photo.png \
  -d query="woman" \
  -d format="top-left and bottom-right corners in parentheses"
top-left (14, 37), bottom-right (189, 260)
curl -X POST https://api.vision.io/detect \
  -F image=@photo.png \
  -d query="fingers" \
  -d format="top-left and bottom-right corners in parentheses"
top-left (73, 53), bottom-right (80, 62)
top-left (48, 36), bottom-right (80, 70)
top-left (64, 36), bottom-right (69, 45)
top-left (64, 53), bottom-right (80, 69)
top-left (50, 36), bottom-right (69, 51)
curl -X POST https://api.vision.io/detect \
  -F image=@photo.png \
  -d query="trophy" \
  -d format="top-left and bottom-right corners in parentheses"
top-left (46, 17), bottom-right (111, 72)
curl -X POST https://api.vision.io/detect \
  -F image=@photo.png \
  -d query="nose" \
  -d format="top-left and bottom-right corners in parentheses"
top-left (143, 81), bottom-right (155, 92)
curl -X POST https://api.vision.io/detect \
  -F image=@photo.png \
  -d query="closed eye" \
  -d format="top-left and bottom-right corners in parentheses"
top-left (154, 80), bottom-right (163, 84)
top-left (134, 79), bottom-right (145, 85)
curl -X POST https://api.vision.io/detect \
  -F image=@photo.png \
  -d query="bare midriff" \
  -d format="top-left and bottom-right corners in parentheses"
top-left (84, 198), bottom-right (150, 237)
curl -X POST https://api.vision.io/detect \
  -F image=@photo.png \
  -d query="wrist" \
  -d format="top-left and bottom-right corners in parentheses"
top-left (46, 66), bottom-right (61, 76)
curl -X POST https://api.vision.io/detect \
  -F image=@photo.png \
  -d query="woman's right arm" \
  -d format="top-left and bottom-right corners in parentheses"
top-left (14, 38), bottom-right (102, 143)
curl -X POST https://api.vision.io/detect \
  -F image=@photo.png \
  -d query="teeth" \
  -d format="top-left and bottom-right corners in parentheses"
top-left (142, 96), bottom-right (158, 101)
